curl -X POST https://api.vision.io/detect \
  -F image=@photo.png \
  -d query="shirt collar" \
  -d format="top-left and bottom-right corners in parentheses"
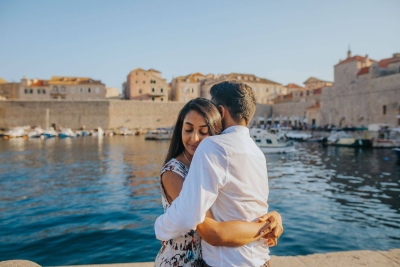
top-left (222, 125), bottom-right (249, 135)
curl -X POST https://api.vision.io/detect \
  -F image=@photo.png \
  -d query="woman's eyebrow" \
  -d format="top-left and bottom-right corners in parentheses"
top-left (184, 122), bottom-right (208, 127)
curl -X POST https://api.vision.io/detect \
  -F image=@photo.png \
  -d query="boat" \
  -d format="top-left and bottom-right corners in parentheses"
top-left (4, 127), bottom-right (26, 138)
top-left (116, 127), bottom-right (133, 136)
top-left (91, 127), bottom-right (104, 137)
top-left (322, 131), bottom-right (372, 147)
top-left (285, 131), bottom-right (312, 141)
top-left (43, 127), bottom-right (58, 138)
top-left (28, 126), bottom-right (44, 138)
top-left (250, 128), bottom-right (296, 154)
top-left (393, 148), bottom-right (400, 160)
top-left (371, 128), bottom-right (400, 148)
top-left (59, 128), bottom-right (77, 138)
top-left (76, 130), bottom-right (90, 137)
top-left (145, 127), bottom-right (174, 140)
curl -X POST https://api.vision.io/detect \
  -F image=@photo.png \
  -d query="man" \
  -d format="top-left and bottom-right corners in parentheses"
top-left (155, 81), bottom-right (282, 266)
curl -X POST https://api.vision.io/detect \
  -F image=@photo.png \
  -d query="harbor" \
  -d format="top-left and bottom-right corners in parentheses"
top-left (0, 136), bottom-right (399, 265)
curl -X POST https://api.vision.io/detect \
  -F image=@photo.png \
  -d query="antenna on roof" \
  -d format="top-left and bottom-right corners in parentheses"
top-left (347, 44), bottom-right (352, 58)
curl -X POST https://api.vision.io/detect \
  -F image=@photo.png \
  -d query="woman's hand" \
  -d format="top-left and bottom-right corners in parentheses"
top-left (258, 211), bottom-right (283, 240)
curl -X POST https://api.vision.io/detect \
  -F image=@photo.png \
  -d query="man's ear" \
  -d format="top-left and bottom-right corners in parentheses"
top-left (218, 105), bottom-right (225, 119)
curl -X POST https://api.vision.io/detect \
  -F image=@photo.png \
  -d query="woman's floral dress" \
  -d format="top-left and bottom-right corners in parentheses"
top-left (154, 158), bottom-right (203, 267)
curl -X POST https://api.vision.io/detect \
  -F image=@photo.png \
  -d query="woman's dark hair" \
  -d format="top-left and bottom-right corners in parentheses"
top-left (164, 98), bottom-right (222, 164)
top-left (210, 80), bottom-right (256, 125)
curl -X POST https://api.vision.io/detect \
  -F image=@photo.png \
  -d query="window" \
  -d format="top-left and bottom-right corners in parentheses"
top-left (266, 139), bottom-right (272, 144)
top-left (25, 89), bottom-right (28, 94)
top-left (181, 88), bottom-right (185, 93)
top-left (161, 88), bottom-right (163, 92)
top-left (30, 89), bottom-right (33, 94)
top-left (37, 89), bottom-right (41, 94)
top-left (71, 87), bottom-right (75, 93)
top-left (96, 87), bottom-right (99, 94)
top-left (191, 88), bottom-right (193, 93)
top-left (136, 72), bottom-right (138, 75)
top-left (60, 86), bottom-right (66, 93)
top-left (143, 81), bottom-right (145, 84)
top-left (152, 97), bottom-right (155, 101)
top-left (383, 105), bottom-right (387, 115)
top-left (43, 89), bottom-right (46, 94)
top-left (161, 98), bottom-right (164, 101)
top-left (139, 89), bottom-right (142, 94)
top-left (52, 86), bottom-right (58, 93)
top-left (144, 72), bottom-right (146, 75)
top-left (88, 88), bottom-right (91, 93)
top-left (135, 80), bottom-right (138, 84)
top-left (79, 88), bottom-right (83, 93)
top-left (266, 88), bottom-right (269, 93)
top-left (255, 139), bottom-right (261, 143)
top-left (151, 80), bottom-right (156, 84)
top-left (152, 88), bottom-right (155, 92)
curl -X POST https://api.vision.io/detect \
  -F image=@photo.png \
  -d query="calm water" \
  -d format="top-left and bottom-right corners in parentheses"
top-left (0, 136), bottom-right (399, 265)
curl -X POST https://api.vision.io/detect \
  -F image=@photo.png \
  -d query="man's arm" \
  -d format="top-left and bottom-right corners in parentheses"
top-left (154, 138), bottom-right (227, 241)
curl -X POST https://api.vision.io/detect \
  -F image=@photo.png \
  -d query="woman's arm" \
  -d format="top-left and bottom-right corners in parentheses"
top-left (196, 211), bottom-right (282, 247)
top-left (160, 171), bottom-right (184, 205)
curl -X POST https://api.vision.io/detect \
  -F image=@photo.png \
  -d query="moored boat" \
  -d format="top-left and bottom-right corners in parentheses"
top-left (250, 128), bottom-right (296, 154)
top-left (59, 128), bottom-right (77, 138)
top-left (43, 127), bottom-right (58, 138)
top-left (4, 127), bottom-right (26, 138)
top-left (145, 127), bottom-right (173, 140)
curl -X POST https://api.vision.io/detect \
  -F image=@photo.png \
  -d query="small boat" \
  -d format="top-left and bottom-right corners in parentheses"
top-left (91, 127), bottom-right (104, 137)
top-left (28, 127), bottom-right (44, 138)
top-left (393, 148), bottom-right (400, 160)
top-left (371, 128), bottom-right (400, 148)
top-left (145, 127), bottom-right (174, 140)
top-left (250, 128), bottom-right (296, 154)
top-left (43, 127), bottom-right (58, 138)
top-left (285, 131), bottom-right (312, 141)
top-left (59, 128), bottom-right (77, 138)
top-left (76, 130), bottom-right (90, 137)
top-left (116, 127), bottom-right (133, 136)
top-left (322, 131), bottom-right (372, 147)
top-left (4, 127), bottom-right (26, 138)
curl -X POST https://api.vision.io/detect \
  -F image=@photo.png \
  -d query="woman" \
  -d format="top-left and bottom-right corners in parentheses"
top-left (155, 98), bottom-right (281, 267)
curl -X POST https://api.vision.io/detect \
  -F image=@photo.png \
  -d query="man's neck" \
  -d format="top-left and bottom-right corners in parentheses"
top-left (223, 118), bottom-right (247, 130)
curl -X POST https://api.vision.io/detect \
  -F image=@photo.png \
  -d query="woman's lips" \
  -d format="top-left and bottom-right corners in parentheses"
top-left (189, 144), bottom-right (198, 150)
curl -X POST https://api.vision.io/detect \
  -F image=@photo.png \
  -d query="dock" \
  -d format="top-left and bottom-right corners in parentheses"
top-left (1, 249), bottom-right (399, 267)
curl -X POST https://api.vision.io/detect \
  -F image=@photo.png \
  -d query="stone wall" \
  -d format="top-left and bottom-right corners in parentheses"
top-left (0, 100), bottom-right (109, 130)
top-left (0, 100), bottom-right (275, 130)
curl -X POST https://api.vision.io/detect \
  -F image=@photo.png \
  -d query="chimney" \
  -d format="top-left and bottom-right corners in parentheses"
top-left (365, 54), bottom-right (369, 66)
top-left (347, 48), bottom-right (352, 59)
top-left (393, 53), bottom-right (400, 58)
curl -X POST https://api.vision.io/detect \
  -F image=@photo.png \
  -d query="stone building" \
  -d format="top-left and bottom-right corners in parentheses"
top-left (304, 77), bottom-right (333, 90)
top-left (105, 87), bottom-right (120, 99)
top-left (170, 72), bottom-right (204, 102)
top-left (200, 73), bottom-right (286, 104)
top-left (285, 83), bottom-right (304, 94)
top-left (0, 78), bottom-right (20, 100)
top-left (124, 68), bottom-right (168, 102)
top-left (9, 76), bottom-right (106, 101)
top-left (320, 51), bottom-right (400, 127)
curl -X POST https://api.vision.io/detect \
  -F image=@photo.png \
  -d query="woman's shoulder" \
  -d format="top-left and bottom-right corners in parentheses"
top-left (161, 158), bottom-right (189, 178)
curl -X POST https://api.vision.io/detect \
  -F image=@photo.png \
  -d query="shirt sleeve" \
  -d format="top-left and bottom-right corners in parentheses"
top-left (154, 137), bottom-right (228, 241)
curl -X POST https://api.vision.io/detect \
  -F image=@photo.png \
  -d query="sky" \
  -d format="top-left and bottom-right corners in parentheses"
top-left (1, 0), bottom-right (399, 92)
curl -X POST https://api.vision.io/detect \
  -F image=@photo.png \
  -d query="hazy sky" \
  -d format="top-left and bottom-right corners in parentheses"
top-left (1, 0), bottom-right (399, 91)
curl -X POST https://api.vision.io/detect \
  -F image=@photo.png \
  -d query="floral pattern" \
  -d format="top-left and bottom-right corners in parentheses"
top-left (155, 159), bottom-right (203, 267)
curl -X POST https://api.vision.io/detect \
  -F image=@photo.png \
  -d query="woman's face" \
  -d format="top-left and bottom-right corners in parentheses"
top-left (182, 110), bottom-right (210, 157)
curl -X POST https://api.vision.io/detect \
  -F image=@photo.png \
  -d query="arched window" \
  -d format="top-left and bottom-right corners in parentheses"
top-left (52, 86), bottom-right (58, 93)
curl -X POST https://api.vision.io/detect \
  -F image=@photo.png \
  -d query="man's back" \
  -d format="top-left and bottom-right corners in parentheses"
top-left (200, 126), bottom-right (270, 266)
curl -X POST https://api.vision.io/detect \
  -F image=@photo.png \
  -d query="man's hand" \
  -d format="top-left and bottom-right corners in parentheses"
top-left (257, 211), bottom-right (283, 244)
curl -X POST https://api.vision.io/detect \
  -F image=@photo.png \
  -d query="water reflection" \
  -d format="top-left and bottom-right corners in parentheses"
top-left (0, 137), bottom-right (399, 265)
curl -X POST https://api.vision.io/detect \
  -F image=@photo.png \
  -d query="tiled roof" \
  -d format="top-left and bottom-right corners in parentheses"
top-left (226, 73), bottom-right (282, 85)
top-left (378, 57), bottom-right (400, 68)
top-left (357, 67), bottom-right (370, 76)
top-left (49, 76), bottom-right (102, 85)
top-left (336, 55), bottom-right (374, 66)
top-left (0, 77), bottom-right (7, 84)
top-left (29, 80), bottom-right (49, 87)
top-left (148, 68), bottom-right (161, 73)
top-left (303, 77), bottom-right (332, 84)
top-left (285, 83), bottom-right (304, 89)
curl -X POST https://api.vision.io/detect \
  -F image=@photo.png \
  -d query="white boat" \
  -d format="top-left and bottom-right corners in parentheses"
top-left (250, 128), bottom-right (296, 154)
top-left (145, 127), bottom-right (174, 140)
top-left (59, 128), bottom-right (77, 138)
top-left (116, 127), bottom-right (133, 136)
top-left (285, 131), bottom-right (312, 141)
top-left (43, 127), bottom-right (58, 138)
top-left (371, 128), bottom-right (400, 148)
top-left (4, 127), bottom-right (26, 138)
top-left (91, 127), bottom-right (104, 137)
top-left (28, 126), bottom-right (44, 138)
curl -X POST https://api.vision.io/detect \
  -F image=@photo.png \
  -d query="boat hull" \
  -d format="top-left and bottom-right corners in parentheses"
top-left (258, 145), bottom-right (296, 154)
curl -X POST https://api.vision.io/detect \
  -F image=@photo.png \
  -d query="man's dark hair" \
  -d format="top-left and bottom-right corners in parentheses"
top-left (210, 80), bottom-right (256, 124)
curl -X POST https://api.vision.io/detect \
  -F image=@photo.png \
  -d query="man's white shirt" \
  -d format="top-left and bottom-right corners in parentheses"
top-left (154, 126), bottom-right (269, 267)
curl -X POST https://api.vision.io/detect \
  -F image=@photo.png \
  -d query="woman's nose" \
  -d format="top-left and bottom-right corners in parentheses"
top-left (191, 132), bottom-right (199, 142)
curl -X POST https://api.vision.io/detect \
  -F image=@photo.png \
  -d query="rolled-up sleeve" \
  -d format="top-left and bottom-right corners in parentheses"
top-left (154, 138), bottom-right (227, 241)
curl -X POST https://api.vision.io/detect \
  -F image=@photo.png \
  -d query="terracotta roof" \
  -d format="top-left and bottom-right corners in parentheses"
top-left (226, 73), bottom-right (281, 85)
top-left (0, 77), bottom-right (7, 84)
top-left (306, 103), bottom-right (321, 110)
top-left (148, 68), bottom-right (161, 73)
top-left (378, 57), bottom-right (400, 68)
top-left (192, 72), bottom-right (204, 77)
top-left (336, 55), bottom-right (373, 66)
top-left (285, 83), bottom-right (304, 89)
top-left (303, 77), bottom-right (332, 84)
top-left (357, 67), bottom-right (370, 76)
top-left (49, 76), bottom-right (102, 85)
top-left (29, 80), bottom-right (49, 87)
